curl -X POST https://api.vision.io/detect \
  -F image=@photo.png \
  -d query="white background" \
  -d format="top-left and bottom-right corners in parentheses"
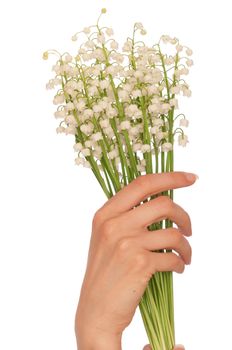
top-left (0, 0), bottom-right (231, 349)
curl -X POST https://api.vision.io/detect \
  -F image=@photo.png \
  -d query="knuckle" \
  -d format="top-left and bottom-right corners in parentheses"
top-left (92, 209), bottom-right (105, 227)
top-left (100, 218), bottom-right (116, 240)
top-left (116, 237), bottom-right (132, 253)
top-left (134, 174), bottom-right (152, 190)
top-left (134, 252), bottom-right (149, 270)
top-left (158, 195), bottom-right (174, 210)
top-left (171, 228), bottom-right (183, 245)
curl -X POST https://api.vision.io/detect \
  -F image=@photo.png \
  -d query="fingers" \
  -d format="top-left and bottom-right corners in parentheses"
top-left (122, 196), bottom-right (192, 236)
top-left (99, 171), bottom-right (198, 218)
top-left (148, 249), bottom-right (186, 273)
top-left (135, 227), bottom-right (192, 264)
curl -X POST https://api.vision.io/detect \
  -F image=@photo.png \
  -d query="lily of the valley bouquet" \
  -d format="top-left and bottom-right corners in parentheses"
top-left (43, 8), bottom-right (193, 350)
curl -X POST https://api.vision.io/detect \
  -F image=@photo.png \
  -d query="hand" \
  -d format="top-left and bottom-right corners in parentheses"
top-left (75, 171), bottom-right (197, 349)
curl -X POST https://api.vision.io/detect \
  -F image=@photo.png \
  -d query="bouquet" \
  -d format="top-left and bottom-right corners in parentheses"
top-left (43, 8), bottom-right (193, 349)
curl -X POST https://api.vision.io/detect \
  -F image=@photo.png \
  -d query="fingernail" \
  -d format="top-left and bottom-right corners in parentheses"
top-left (185, 172), bottom-right (199, 182)
top-left (175, 345), bottom-right (185, 350)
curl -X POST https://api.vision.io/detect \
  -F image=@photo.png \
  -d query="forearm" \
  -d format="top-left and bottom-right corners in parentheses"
top-left (75, 325), bottom-right (122, 350)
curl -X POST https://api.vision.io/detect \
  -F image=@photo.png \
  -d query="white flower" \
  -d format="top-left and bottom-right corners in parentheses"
top-left (56, 126), bottom-right (65, 134)
top-left (93, 104), bottom-right (103, 113)
top-left (52, 64), bottom-right (62, 75)
top-left (125, 104), bottom-right (141, 117)
top-left (186, 59), bottom-right (193, 67)
top-left (140, 29), bottom-right (147, 35)
top-left (54, 110), bottom-right (66, 118)
top-left (82, 148), bottom-right (91, 156)
top-left (178, 134), bottom-right (189, 146)
top-left (123, 83), bottom-right (134, 93)
top-left (141, 144), bottom-right (151, 153)
top-left (120, 120), bottom-right (131, 130)
top-left (99, 80), bottom-right (110, 89)
top-left (129, 126), bottom-right (139, 137)
top-left (53, 94), bottom-right (65, 105)
top-left (76, 100), bottom-right (86, 112)
top-left (65, 114), bottom-right (77, 125)
top-left (46, 80), bottom-right (55, 89)
top-left (54, 78), bottom-right (62, 85)
top-left (147, 85), bottom-right (159, 95)
top-left (133, 70), bottom-right (144, 79)
top-left (135, 22), bottom-right (144, 30)
top-left (91, 132), bottom-right (103, 141)
top-left (122, 41), bottom-right (132, 52)
top-left (65, 125), bottom-right (76, 135)
top-left (108, 149), bottom-right (118, 159)
top-left (83, 109), bottom-right (94, 119)
top-left (65, 102), bottom-right (75, 111)
top-left (85, 140), bottom-right (94, 148)
top-left (153, 118), bottom-right (163, 127)
top-left (153, 69), bottom-right (163, 83)
top-left (170, 85), bottom-right (181, 94)
top-left (169, 98), bottom-right (179, 108)
top-left (100, 119), bottom-right (110, 128)
top-left (180, 67), bottom-right (189, 75)
top-left (64, 54), bottom-right (72, 63)
top-left (144, 74), bottom-right (153, 83)
top-left (80, 123), bottom-right (94, 135)
top-left (161, 35), bottom-right (172, 44)
top-left (104, 126), bottom-right (114, 137)
top-left (186, 48), bottom-right (193, 56)
top-left (132, 143), bottom-right (142, 151)
top-left (150, 126), bottom-right (158, 134)
top-left (176, 44), bottom-right (183, 52)
top-left (131, 89), bottom-right (142, 98)
top-left (110, 40), bottom-right (119, 50)
top-left (85, 40), bottom-right (95, 49)
top-left (161, 103), bottom-right (171, 113)
top-left (111, 52), bottom-right (124, 64)
top-left (182, 87), bottom-right (192, 97)
top-left (105, 28), bottom-right (114, 36)
top-left (161, 142), bottom-right (173, 152)
top-left (88, 86), bottom-right (98, 96)
top-left (156, 131), bottom-right (166, 140)
top-left (118, 90), bottom-right (129, 101)
top-left (106, 106), bottom-right (117, 118)
top-left (148, 104), bottom-right (159, 113)
top-left (83, 27), bottom-right (91, 34)
top-left (73, 143), bottom-right (83, 151)
top-left (71, 35), bottom-right (78, 42)
top-left (179, 118), bottom-right (189, 127)
top-left (106, 65), bottom-right (119, 75)
top-left (75, 157), bottom-right (85, 165)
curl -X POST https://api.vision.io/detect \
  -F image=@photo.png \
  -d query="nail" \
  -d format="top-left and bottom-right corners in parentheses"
top-left (185, 172), bottom-right (199, 182)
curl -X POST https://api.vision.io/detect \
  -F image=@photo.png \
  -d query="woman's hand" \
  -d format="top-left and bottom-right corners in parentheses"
top-left (75, 171), bottom-right (197, 349)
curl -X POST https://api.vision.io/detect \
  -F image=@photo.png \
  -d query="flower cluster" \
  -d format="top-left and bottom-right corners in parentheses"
top-left (43, 8), bottom-right (193, 195)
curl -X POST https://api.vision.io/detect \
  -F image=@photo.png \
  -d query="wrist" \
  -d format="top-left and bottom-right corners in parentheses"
top-left (75, 326), bottom-right (122, 350)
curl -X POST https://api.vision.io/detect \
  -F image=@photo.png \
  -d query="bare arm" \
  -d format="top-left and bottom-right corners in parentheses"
top-left (75, 171), bottom-right (197, 349)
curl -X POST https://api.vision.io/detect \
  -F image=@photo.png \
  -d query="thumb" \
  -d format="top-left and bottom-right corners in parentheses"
top-left (143, 346), bottom-right (151, 350)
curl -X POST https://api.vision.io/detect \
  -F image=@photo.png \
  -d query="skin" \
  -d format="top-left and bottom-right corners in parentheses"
top-left (75, 171), bottom-right (198, 349)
